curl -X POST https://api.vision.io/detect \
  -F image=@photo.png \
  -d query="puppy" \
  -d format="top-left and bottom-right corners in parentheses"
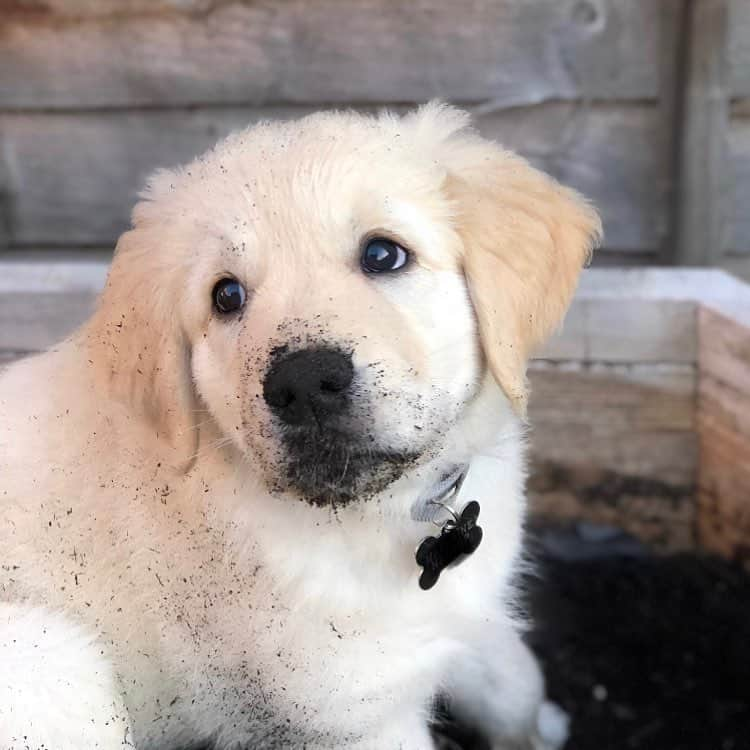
top-left (0, 104), bottom-right (600, 749)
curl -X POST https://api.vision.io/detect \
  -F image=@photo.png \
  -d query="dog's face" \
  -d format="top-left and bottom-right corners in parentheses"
top-left (89, 105), bottom-right (601, 506)
top-left (185, 117), bottom-right (481, 505)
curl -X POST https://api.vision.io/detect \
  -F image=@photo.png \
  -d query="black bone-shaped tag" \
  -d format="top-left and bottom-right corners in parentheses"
top-left (415, 501), bottom-right (483, 591)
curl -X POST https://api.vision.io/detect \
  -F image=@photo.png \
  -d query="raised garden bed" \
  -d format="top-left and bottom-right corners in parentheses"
top-left (525, 268), bottom-right (750, 563)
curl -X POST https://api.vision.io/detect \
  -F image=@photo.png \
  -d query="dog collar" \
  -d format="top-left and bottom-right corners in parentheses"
top-left (410, 464), bottom-right (468, 522)
top-left (411, 462), bottom-right (483, 590)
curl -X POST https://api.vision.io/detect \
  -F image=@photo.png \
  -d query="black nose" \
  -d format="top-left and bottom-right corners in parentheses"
top-left (262, 346), bottom-right (354, 427)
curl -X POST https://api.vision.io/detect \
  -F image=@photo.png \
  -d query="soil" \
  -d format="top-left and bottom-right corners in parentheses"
top-left (434, 523), bottom-right (750, 750)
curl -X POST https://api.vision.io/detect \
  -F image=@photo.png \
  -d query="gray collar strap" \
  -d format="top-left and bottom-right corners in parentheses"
top-left (410, 464), bottom-right (469, 523)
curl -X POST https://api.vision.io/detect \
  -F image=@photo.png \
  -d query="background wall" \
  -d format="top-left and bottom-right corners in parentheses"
top-left (0, 0), bottom-right (747, 273)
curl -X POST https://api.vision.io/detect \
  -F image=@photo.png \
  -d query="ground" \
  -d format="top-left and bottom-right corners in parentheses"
top-left (433, 523), bottom-right (750, 750)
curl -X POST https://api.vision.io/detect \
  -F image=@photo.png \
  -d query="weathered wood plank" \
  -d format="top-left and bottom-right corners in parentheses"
top-left (576, 267), bottom-right (750, 301)
top-left (0, 107), bottom-right (254, 247)
top-left (527, 361), bottom-right (697, 551)
top-left (0, 112), bottom-right (10, 250)
top-left (475, 103), bottom-right (666, 252)
top-left (728, 0), bottom-right (750, 96)
top-left (0, 256), bottom-right (109, 294)
top-left (0, 351), bottom-right (27, 366)
top-left (699, 306), bottom-right (750, 397)
top-left (698, 414), bottom-right (750, 561)
top-left (697, 306), bottom-right (750, 561)
top-left (674, 0), bottom-right (729, 265)
top-left (726, 113), bottom-right (750, 253)
top-left (0, 1), bottom-right (661, 109)
top-left (2, 0), bottom-right (210, 15)
top-left (538, 300), bottom-right (697, 363)
top-left (0, 103), bottom-right (664, 250)
top-left (717, 108), bottom-right (750, 264)
top-left (655, 0), bottom-right (689, 264)
top-left (528, 362), bottom-right (696, 483)
top-left (0, 291), bottom-right (97, 351)
top-left (714, 253), bottom-right (750, 281)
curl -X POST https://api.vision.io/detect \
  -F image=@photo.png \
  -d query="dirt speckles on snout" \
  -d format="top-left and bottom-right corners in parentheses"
top-left (236, 318), bottom-right (455, 507)
top-left (278, 428), bottom-right (420, 507)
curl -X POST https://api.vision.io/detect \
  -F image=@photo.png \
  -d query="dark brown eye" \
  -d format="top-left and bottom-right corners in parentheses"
top-left (212, 278), bottom-right (246, 314)
top-left (361, 238), bottom-right (410, 274)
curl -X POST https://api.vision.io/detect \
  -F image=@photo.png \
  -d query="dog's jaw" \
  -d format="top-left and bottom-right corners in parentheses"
top-left (268, 426), bottom-right (423, 507)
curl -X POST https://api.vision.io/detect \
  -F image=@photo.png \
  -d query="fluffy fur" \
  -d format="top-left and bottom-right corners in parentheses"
top-left (0, 104), bottom-right (601, 749)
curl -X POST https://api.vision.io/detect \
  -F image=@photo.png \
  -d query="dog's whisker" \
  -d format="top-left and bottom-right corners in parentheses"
top-left (338, 448), bottom-right (351, 486)
top-left (186, 436), bottom-right (234, 463)
top-left (185, 418), bottom-right (217, 433)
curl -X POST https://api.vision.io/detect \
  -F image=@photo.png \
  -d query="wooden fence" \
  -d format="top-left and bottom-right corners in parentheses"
top-left (0, 0), bottom-right (749, 274)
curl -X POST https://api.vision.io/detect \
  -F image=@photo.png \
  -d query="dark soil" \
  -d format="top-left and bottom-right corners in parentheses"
top-left (435, 523), bottom-right (750, 750)
top-left (529, 543), bottom-right (750, 749)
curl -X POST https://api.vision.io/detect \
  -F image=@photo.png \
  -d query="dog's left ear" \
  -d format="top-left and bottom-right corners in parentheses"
top-left (83, 227), bottom-right (198, 463)
top-left (413, 104), bottom-right (602, 415)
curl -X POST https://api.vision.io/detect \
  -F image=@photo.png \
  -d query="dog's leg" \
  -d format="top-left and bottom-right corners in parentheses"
top-left (343, 715), bottom-right (435, 750)
top-left (0, 603), bottom-right (133, 749)
top-left (356, 718), bottom-right (435, 750)
top-left (444, 624), bottom-right (568, 750)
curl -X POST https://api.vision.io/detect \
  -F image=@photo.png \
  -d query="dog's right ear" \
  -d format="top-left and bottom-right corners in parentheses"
top-left (83, 227), bottom-right (197, 461)
top-left (407, 103), bottom-right (602, 416)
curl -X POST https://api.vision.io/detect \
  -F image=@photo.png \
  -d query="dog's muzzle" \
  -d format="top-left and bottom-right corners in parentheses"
top-left (261, 344), bottom-right (415, 505)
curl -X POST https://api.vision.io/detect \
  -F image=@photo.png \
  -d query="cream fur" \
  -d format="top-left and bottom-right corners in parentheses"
top-left (0, 104), bottom-right (600, 749)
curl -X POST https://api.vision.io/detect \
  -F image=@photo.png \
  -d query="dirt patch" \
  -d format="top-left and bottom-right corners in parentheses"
top-left (434, 524), bottom-right (750, 750)
top-left (525, 529), bottom-right (750, 750)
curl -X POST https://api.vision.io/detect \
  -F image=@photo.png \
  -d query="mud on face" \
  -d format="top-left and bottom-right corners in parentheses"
top-left (237, 322), bottom-right (452, 507)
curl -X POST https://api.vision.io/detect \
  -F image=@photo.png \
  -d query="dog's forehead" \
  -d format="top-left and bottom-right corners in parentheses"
top-left (183, 116), bottom-right (456, 269)
top-left (233, 121), bottom-right (443, 212)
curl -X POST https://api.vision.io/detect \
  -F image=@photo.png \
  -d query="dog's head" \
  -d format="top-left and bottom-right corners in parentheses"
top-left (86, 104), bottom-right (600, 505)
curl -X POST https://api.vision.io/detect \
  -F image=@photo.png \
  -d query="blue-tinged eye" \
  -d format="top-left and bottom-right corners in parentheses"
top-left (361, 238), bottom-right (410, 274)
top-left (212, 278), bottom-right (247, 314)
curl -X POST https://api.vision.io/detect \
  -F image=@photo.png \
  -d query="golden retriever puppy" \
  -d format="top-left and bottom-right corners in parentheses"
top-left (0, 104), bottom-right (600, 749)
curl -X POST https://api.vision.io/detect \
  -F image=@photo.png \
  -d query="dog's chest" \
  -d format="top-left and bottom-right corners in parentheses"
top-left (132, 572), bottom-right (462, 748)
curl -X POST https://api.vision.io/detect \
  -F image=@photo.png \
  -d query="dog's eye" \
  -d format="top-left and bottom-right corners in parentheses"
top-left (361, 238), bottom-right (410, 274)
top-left (212, 278), bottom-right (247, 314)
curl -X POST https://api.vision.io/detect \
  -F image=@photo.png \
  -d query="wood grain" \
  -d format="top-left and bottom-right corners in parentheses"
top-left (2, 0), bottom-right (210, 15)
top-left (0, 0), bottom-right (661, 110)
top-left (528, 361), bottom-right (696, 484)
top-left (674, 0), bottom-right (729, 265)
top-left (697, 306), bottom-right (750, 561)
top-left (528, 361), bottom-right (697, 550)
top-left (729, 0), bottom-right (750, 95)
top-left (538, 299), bottom-right (697, 363)
top-left (0, 291), bottom-right (96, 352)
top-left (0, 103), bottom-right (664, 250)
top-left (726, 114), bottom-right (750, 254)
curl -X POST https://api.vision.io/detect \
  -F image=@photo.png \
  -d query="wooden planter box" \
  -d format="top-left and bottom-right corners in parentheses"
top-left (1, 263), bottom-right (747, 561)
top-left (527, 269), bottom-right (750, 561)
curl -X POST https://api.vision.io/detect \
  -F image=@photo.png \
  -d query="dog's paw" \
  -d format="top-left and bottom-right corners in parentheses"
top-left (0, 603), bottom-right (133, 749)
top-left (532, 700), bottom-right (570, 750)
top-left (488, 701), bottom-right (570, 750)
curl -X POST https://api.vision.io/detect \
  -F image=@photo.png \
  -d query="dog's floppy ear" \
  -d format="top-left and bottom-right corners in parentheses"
top-left (84, 227), bottom-right (197, 461)
top-left (416, 104), bottom-right (602, 415)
